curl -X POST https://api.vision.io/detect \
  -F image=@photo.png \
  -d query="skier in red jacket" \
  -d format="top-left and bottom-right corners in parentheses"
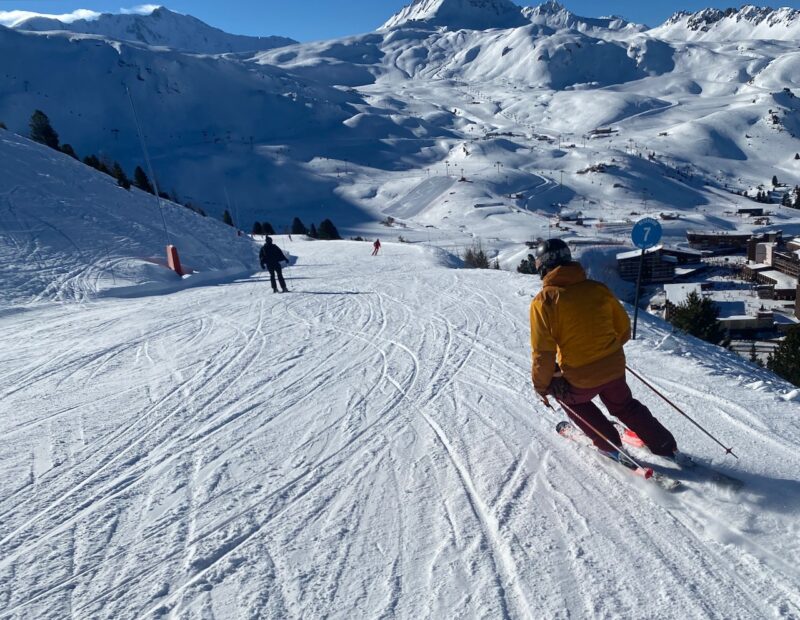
top-left (372, 239), bottom-right (381, 256)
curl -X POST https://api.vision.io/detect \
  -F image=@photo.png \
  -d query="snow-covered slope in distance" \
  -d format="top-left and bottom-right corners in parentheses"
top-left (652, 5), bottom-right (800, 41)
top-left (0, 25), bottom-right (384, 227)
top-left (4, 1), bottom-right (800, 251)
top-left (0, 127), bottom-right (257, 307)
top-left (522, 0), bottom-right (645, 36)
top-left (10, 6), bottom-right (296, 54)
top-left (1, 235), bottom-right (799, 618)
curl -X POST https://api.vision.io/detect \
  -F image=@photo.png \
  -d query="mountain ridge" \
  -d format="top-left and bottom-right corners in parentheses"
top-left (11, 6), bottom-right (296, 54)
top-left (653, 4), bottom-right (800, 41)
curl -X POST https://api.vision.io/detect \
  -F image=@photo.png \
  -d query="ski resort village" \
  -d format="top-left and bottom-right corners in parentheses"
top-left (2, 0), bottom-right (800, 617)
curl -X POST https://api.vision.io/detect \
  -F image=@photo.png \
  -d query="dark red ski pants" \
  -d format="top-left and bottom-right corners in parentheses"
top-left (557, 375), bottom-right (677, 457)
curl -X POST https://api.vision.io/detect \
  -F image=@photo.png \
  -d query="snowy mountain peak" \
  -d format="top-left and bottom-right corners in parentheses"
top-left (656, 5), bottom-right (800, 40)
top-left (528, 0), bottom-right (566, 15)
top-left (521, 1), bottom-right (641, 34)
top-left (381, 0), bottom-right (528, 31)
top-left (11, 6), bottom-right (296, 54)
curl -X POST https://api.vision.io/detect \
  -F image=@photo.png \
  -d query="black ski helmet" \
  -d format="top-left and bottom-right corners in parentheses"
top-left (533, 238), bottom-right (572, 276)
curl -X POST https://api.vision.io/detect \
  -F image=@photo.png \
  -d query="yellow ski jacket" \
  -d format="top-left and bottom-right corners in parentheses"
top-left (530, 262), bottom-right (631, 394)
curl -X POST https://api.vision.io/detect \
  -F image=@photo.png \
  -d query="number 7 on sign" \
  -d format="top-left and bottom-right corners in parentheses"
top-left (631, 217), bottom-right (662, 250)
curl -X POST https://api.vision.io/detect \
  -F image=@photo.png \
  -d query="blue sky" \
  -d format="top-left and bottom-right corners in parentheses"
top-left (2, 1), bottom-right (800, 41)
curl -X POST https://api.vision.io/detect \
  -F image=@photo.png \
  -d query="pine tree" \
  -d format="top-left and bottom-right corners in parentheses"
top-left (318, 219), bottom-right (341, 240)
top-left (133, 166), bottom-right (154, 194)
top-left (772, 175), bottom-right (779, 187)
top-left (668, 290), bottom-right (725, 344)
top-left (782, 192), bottom-right (792, 207)
top-left (60, 144), bottom-right (78, 159)
top-left (262, 222), bottom-right (275, 235)
top-left (462, 243), bottom-right (490, 269)
top-left (749, 341), bottom-right (759, 364)
top-left (112, 162), bottom-right (131, 190)
top-left (795, 192), bottom-right (800, 210)
top-left (83, 154), bottom-right (111, 176)
top-left (767, 326), bottom-right (800, 387)
top-left (223, 209), bottom-right (234, 227)
top-left (29, 110), bottom-right (59, 149)
top-left (291, 217), bottom-right (308, 235)
top-left (517, 256), bottom-right (536, 274)
top-left (83, 154), bottom-right (101, 170)
top-left (252, 221), bottom-right (264, 235)
top-left (795, 153), bottom-right (800, 160)
top-left (308, 224), bottom-right (318, 238)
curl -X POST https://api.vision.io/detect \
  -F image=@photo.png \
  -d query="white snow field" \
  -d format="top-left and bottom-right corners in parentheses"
top-left (1, 233), bottom-right (800, 618)
top-left (2, 1), bottom-right (800, 618)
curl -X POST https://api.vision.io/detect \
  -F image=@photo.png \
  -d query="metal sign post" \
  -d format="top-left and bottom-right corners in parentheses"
top-left (630, 217), bottom-right (662, 340)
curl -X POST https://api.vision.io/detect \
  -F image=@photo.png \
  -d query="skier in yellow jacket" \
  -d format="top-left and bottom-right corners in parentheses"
top-left (530, 239), bottom-right (677, 457)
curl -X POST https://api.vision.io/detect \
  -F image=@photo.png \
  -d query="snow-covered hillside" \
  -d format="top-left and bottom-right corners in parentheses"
top-left (8, 6), bottom-right (296, 54)
top-left (3, 0), bottom-right (800, 242)
top-left (0, 127), bottom-right (257, 307)
top-left (1, 3), bottom-right (800, 617)
top-left (522, 1), bottom-right (644, 35)
top-left (652, 6), bottom-right (800, 42)
top-left (1, 236), bottom-right (799, 618)
top-left (0, 25), bottom-right (376, 227)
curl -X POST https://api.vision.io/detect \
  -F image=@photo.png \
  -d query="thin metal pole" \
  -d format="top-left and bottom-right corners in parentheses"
top-left (223, 186), bottom-right (237, 232)
top-left (626, 365), bottom-right (738, 459)
top-left (126, 85), bottom-right (170, 248)
top-left (632, 248), bottom-right (646, 340)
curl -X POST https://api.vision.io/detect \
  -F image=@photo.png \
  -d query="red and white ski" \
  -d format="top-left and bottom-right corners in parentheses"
top-left (556, 421), bottom-right (682, 492)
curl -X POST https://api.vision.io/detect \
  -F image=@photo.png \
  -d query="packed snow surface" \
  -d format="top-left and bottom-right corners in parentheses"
top-left (1, 237), bottom-right (799, 618)
top-left (2, 4), bottom-right (800, 616)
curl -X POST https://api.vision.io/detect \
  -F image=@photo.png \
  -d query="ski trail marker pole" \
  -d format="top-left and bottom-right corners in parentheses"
top-left (626, 365), bottom-right (739, 459)
top-left (630, 218), bottom-right (662, 340)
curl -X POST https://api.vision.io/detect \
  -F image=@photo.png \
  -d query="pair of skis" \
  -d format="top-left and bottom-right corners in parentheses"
top-left (556, 420), bottom-right (743, 492)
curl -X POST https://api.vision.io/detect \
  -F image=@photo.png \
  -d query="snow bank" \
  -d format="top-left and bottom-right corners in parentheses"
top-left (0, 129), bottom-right (258, 307)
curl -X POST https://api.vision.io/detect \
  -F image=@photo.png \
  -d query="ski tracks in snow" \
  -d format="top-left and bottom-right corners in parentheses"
top-left (1, 241), bottom-right (799, 618)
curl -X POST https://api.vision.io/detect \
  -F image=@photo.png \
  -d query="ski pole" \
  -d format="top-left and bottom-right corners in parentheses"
top-left (551, 398), bottom-right (648, 471)
top-left (626, 365), bottom-right (738, 459)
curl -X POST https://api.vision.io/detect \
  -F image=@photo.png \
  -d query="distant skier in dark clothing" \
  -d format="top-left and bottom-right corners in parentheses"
top-left (260, 236), bottom-right (289, 293)
top-left (372, 239), bottom-right (381, 256)
top-left (530, 238), bottom-right (678, 459)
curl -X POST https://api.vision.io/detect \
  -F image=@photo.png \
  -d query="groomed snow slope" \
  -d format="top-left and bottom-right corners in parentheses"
top-left (0, 129), bottom-right (258, 307)
top-left (1, 238), bottom-right (799, 618)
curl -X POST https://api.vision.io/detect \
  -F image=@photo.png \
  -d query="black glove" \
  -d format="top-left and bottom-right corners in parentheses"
top-left (548, 376), bottom-right (571, 401)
